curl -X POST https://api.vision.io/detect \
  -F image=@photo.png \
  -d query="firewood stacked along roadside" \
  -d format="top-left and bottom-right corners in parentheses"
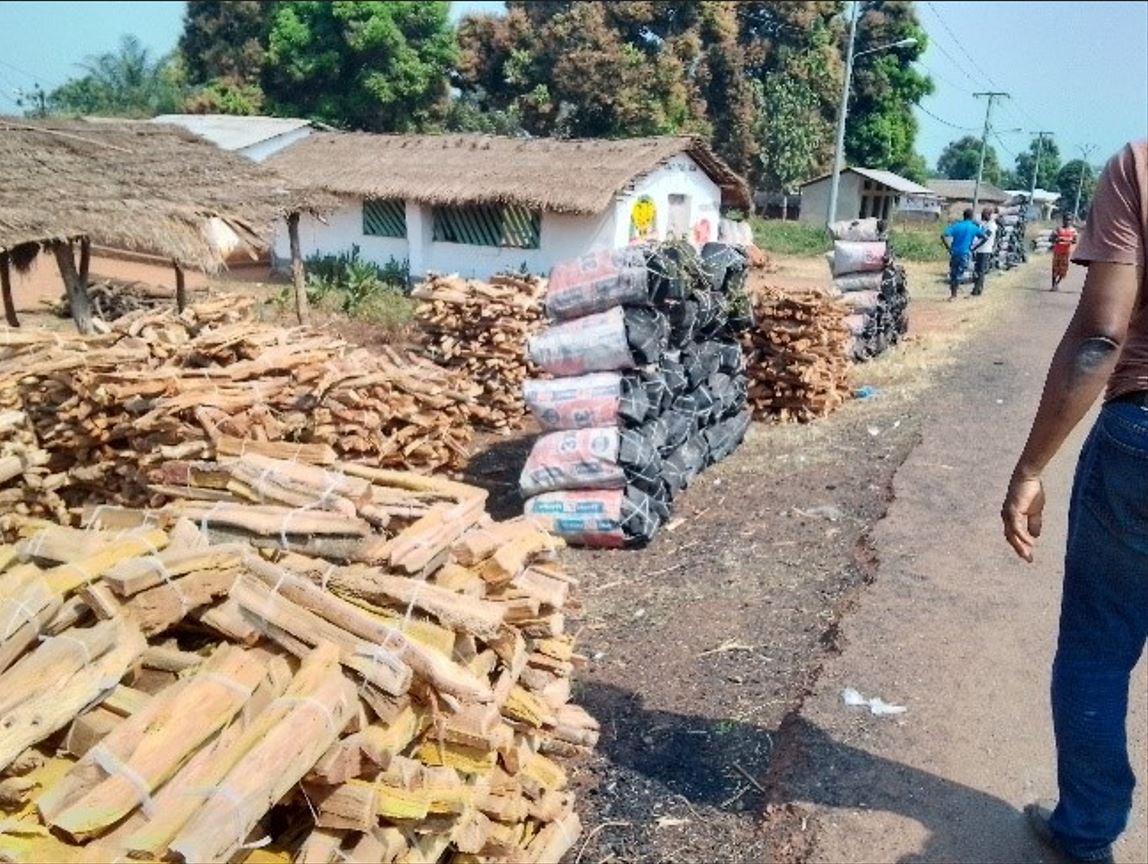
top-left (517, 242), bottom-right (754, 547)
top-left (413, 274), bottom-right (547, 433)
top-left (51, 279), bottom-right (184, 322)
top-left (828, 219), bottom-right (911, 361)
top-left (0, 298), bottom-right (477, 518)
top-left (0, 454), bottom-right (594, 863)
top-left (741, 285), bottom-right (853, 422)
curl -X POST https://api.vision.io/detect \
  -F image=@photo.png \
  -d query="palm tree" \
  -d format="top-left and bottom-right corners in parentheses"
top-left (46, 34), bottom-right (185, 117)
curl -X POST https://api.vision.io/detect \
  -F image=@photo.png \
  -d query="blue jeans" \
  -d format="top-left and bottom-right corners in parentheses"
top-left (949, 253), bottom-right (969, 292)
top-left (1050, 401), bottom-right (1148, 860)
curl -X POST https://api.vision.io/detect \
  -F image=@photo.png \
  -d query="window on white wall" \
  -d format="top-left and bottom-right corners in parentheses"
top-left (432, 203), bottom-right (541, 249)
top-left (668, 194), bottom-right (690, 238)
top-left (362, 198), bottom-right (407, 238)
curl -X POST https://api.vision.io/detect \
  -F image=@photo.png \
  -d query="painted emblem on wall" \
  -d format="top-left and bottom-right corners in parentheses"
top-left (629, 195), bottom-right (657, 242)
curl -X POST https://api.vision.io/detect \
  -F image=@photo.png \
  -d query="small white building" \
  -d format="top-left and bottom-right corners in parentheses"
top-left (1004, 188), bottom-right (1061, 221)
top-left (798, 167), bottom-right (935, 225)
top-left (149, 114), bottom-right (323, 163)
top-left (264, 134), bottom-right (750, 280)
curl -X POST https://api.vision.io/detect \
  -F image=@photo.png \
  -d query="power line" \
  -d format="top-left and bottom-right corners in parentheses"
top-left (924, 2), bottom-right (1000, 90)
top-left (991, 129), bottom-right (1017, 161)
top-left (922, 2), bottom-right (1048, 138)
top-left (913, 100), bottom-right (979, 133)
top-left (911, 59), bottom-right (970, 95)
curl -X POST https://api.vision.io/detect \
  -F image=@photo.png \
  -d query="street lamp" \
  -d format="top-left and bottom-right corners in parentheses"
top-left (825, 1), bottom-right (919, 226)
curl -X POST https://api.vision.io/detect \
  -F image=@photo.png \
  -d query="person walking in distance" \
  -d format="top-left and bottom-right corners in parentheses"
top-left (942, 207), bottom-right (990, 300)
top-left (974, 207), bottom-right (999, 296)
top-left (1052, 212), bottom-right (1080, 291)
top-left (1002, 140), bottom-right (1147, 864)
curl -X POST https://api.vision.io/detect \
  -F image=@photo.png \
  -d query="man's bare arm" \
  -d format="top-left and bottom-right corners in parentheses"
top-left (1002, 261), bottom-right (1140, 560)
top-left (1013, 261), bottom-right (1140, 478)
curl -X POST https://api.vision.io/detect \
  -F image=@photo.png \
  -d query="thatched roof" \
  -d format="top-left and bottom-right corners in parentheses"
top-left (266, 133), bottom-right (752, 214)
top-left (0, 120), bottom-right (333, 271)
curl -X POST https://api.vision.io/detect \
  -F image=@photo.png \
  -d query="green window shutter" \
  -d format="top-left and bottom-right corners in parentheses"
top-left (362, 198), bottom-right (407, 238)
top-left (432, 204), bottom-right (541, 249)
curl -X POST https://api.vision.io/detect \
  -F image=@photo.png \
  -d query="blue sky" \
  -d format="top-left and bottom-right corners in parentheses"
top-left (0, 0), bottom-right (1144, 172)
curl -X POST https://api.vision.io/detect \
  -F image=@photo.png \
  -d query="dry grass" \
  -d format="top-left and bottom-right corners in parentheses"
top-left (266, 133), bottom-right (751, 213)
top-left (0, 120), bottom-right (334, 270)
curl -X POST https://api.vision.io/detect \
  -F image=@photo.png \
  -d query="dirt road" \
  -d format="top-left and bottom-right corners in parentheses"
top-left (767, 263), bottom-right (1148, 864)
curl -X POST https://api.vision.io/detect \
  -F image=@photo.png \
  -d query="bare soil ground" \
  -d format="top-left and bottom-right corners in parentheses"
top-left (461, 259), bottom-right (1039, 863)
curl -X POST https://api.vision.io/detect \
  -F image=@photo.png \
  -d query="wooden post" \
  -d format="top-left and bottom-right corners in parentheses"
top-left (173, 260), bottom-right (187, 312)
top-left (288, 211), bottom-right (310, 326)
top-left (52, 240), bottom-right (94, 335)
top-left (0, 252), bottom-right (18, 328)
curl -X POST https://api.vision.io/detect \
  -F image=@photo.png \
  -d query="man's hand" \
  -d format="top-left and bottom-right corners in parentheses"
top-left (1002, 475), bottom-right (1046, 562)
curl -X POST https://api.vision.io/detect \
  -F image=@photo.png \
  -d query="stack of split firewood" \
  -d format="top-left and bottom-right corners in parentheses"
top-left (0, 298), bottom-right (477, 516)
top-left (742, 285), bottom-right (854, 422)
top-left (413, 274), bottom-right (547, 433)
top-left (51, 279), bottom-right (184, 322)
top-left (0, 454), bottom-right (594, 863)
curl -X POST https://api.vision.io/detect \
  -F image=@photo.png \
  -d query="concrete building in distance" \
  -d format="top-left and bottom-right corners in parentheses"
top-left (798, 167), bottom-right (936, 225)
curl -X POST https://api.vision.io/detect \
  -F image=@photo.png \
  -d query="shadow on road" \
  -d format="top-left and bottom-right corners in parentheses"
top-left (580, 682), bottom-right (1048, 864)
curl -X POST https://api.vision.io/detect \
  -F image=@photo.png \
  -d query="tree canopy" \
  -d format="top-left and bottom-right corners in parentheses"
top-left (263, 1), bottom-right (458, 131)
top-left (937, 135), bottom-right (1001, 185)
top-left (1013, 135), bottom-right (1062, 191)
top-left (844, 1), bottom-right (933, 182)
top-left (1056, 159), bottom-right (1097, 217)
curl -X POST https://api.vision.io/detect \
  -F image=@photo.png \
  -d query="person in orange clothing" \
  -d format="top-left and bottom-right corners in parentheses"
top-left (1051, 212), bottom-right (1079, 290)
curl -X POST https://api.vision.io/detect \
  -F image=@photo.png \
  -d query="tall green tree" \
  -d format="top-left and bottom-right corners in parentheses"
top-left (179, 0), bottom-right (272, 114)
top-left (1056, 159), bottom-right (1097, 217)
top-left (844, 1), bottom-right (932, 179)
top-left (263, 1), bottom-right (458, 131)
top-left (937, 135), bottom-right (1000, 185)
top-left (456, 3), bottom-right (708, 143)
top-left (180, 1), bottom-right (272, 85)
top-left (755, 52), bottom-right (832, 215)
top-left (44, 34), bottom-right (186, 117)
top-left (1013, 136), bottom-right (1062, 191)
top-left (455, 1), bottom-right (846, 184)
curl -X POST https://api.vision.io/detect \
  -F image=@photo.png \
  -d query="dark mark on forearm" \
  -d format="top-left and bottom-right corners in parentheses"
top-left (1070, 336), bottom-right (1121, 385)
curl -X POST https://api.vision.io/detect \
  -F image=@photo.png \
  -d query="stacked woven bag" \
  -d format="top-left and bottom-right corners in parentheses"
top-left (995, 204), bottom-right (1028, 269)
top-left (517, 242), bottom-right (754, 547)
top-left (828, 219), bottom-right (911, 361)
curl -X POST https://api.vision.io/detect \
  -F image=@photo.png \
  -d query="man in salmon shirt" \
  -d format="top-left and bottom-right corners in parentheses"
top-left (1002, 140), bottom-right (1148, 864)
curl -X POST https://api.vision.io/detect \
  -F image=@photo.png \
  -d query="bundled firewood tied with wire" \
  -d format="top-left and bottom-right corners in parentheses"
top-left (413, 273), bottom-right (547, 434)
top-left (0, 453), bottom-right (594, 863)
top-left (742, 285), bottom-right (853, 422)
top-left (0, 297), bottom-right (478, 519)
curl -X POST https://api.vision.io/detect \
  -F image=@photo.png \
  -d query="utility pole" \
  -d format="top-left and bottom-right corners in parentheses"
top-left (1028, 130), bottom-right (1054, 214)
top-left (972, 91), bottom-right (1009, 215)
top-left (825, 3), bottom-right (918, 227)
top-left (1073, 144), bottom-right (1097, 221)
top-left (826, 0), bottom-right (861, 227)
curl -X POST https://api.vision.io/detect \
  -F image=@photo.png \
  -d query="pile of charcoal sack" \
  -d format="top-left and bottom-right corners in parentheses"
top-left (518, 242), bottom-right (754, 547)
top-left (828, 219), bottom-right (911, 361)
top-left (995, 202), bottom-right (1028, 269)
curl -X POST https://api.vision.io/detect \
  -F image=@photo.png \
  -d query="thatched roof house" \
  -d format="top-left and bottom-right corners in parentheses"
top-left (267, 133), bottom-right (751, 214)
top-left (267, 133), bottom-right (751, 280)
top-left (0, 119), bottom-right (325, 271)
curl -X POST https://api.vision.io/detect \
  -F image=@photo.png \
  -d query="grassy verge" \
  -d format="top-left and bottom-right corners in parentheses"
top-left (749, 218), bottom-right (832, 257)
top-left (751, 216), bottom-right (949, 264)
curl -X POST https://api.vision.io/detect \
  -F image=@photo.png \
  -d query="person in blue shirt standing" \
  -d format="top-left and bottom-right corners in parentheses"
top-left (941, 207), bottom-right (990, 300)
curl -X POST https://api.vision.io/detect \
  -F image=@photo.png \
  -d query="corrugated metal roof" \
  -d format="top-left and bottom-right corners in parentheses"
top-left (926, 179), bottom-right (1009, 202)
top-left (799, 166), bottom-right (934, 195)
top-left (1004, 188), bottom-right (1061, 202)
top-left (149, 114), bottom-right (314, 152)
